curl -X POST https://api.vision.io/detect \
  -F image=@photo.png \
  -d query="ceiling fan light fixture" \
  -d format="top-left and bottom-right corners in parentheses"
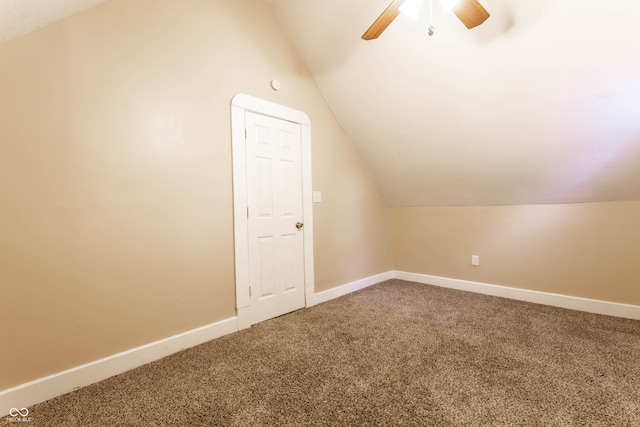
top-left (398, 0), bottom-right (423, 20)
top-left (440, 0), bottom-right (462, 14)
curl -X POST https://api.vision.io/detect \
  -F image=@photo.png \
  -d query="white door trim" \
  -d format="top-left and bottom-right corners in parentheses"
top-left (231, 93), bottom-right (315, 329)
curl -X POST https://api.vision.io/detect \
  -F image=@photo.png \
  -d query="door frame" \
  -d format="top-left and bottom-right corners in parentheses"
top-left (231, 93), bottom-right (315, 329)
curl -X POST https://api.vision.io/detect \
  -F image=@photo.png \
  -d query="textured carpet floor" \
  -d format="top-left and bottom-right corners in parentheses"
top-left (4, 279), bottom-right (640, 426)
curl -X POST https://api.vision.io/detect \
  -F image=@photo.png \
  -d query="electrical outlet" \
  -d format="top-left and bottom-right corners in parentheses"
top-left (471, 255), bottom-right (479, 266)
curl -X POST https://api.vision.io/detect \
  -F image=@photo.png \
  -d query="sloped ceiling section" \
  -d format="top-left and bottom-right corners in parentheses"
top-left (268, 0), bottom-right (640, 206)
top-left (0, 0), bottom-right (107, 42)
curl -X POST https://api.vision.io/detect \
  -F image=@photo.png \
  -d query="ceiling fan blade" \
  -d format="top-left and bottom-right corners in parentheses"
top-left (362, 0), bottom-right (406, 40)
top-left (452, 0), bottom-right (490, 29)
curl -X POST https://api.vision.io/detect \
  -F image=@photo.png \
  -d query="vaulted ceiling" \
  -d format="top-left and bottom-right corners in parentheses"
top-left (2, 0), bottom-right (640, 206)
top-left (0, 0), bottom-right (107, 42)
top-left (269, 0), bottom-right (640, 206)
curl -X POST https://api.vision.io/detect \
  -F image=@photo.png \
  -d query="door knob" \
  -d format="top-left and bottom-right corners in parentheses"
top-left (296, 222), bottom-right (304, 230)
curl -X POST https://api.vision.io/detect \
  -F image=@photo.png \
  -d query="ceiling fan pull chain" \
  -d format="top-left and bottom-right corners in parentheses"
top-left (428, 0), bottom-right (435, 36)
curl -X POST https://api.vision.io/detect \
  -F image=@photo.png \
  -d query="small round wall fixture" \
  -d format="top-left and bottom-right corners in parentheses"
top-left (270, 79), bottom-right (281, 91)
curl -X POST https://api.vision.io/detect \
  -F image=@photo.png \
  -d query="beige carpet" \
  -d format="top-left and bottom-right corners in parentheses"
top-left (3, 279), bottom-right (640, 426)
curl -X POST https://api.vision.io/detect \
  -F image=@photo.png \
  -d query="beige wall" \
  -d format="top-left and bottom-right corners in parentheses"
top-left (0, 0), bottom-right (392, 390)
top-left (392, 202), bottom-right (640, 306)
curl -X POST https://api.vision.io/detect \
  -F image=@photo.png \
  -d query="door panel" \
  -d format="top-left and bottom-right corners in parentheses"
top-left (257, 236), bottom-right (275, 298)
top-left (246, 112), bottom-right (305, 324)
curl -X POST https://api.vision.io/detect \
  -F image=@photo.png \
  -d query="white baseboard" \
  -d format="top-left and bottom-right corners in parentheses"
top-left (0, 317), bottom-right (239, 416)
top-left (395, 271), bottom-right (640, 320)
top-left (0, 271), bottom-right (398, 415)
top-left (6, 269), bottom-right (636, 416)
top-left (309, 271), bottom-right (395, 307)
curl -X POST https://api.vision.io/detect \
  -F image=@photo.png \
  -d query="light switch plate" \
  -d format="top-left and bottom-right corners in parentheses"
top-left (313, 191), bottom-right (322, 203)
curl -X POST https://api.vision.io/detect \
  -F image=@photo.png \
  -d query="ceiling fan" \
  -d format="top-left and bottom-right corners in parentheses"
top-left (362, 0), bottom-right (490, 40)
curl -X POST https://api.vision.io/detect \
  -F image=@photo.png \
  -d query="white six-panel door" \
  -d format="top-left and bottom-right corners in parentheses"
top-left (245, 111), bottom-right (305, 324)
